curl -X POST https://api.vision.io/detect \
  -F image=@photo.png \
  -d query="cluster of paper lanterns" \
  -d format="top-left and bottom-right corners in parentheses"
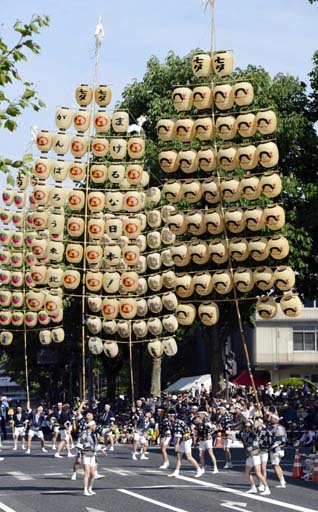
top-left (156, 50), bottom-right (301, 323)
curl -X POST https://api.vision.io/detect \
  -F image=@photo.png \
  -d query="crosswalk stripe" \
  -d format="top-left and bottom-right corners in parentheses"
top-left (7, 471), bottom-right (34, 481)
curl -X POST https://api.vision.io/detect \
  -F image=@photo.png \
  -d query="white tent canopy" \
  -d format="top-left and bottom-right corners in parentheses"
top-left (164, 374), bottom-right (211, 393)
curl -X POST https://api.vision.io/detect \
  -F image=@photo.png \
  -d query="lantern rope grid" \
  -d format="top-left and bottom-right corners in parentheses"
top-left (159, 135), bottom-right (277, 151)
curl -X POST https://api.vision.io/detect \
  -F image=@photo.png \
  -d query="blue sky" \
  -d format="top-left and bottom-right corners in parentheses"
top-left (0, 0), bottom-right (317, 164)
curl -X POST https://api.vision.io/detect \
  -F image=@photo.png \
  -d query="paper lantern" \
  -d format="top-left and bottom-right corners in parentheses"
top-left (51, 160), bottom-right (68, 182)
top-left (52, 328), bottom-right (65, 343)
top-left (103, 244), bottom-right (121, 266)
top-left (11, 232), bottom-right (24, 248)
top-left (51, 310), bottom-right (64, 324)
top-left (48, 240), bottom-right (64, 262)
top-left (67, 216), bottom-right (85, 237)
top-left (172, 87), bottom-right (193, 111)
top-left (198, 302), bottom-right (219, 326)
top-left (248, 237), bottom-right (269, 261)
top-left (88, 337), bottom-right (104, 355)
top-left (126, 163), bottom-right (143, 185)
top-left (2, 189), bottom-right (14, 206)
top-left (280, 294), bottom-right (302, 317)
top-left (194, 117), bottom-right (213, 141)
top-left (102, 320), bottom-right (117, 334)
top-left (25, 311), bottom-right (38, 327)
top-left (87, 316), bottom-right (102, 335)
top-left (47, 266), bottom-right (64, 288)
top-left (233, 82), bottom-right (254, 106)
top-left (148, 296), bottom-right (163, 314)
top-left (175, 119), bottom-right (195, 143)
top-left (229, 238), bottom-right (249, 262)
top-left (31, 237), bottom-right (48, 259)
top-left (11, 311), bottom-right (24, 326)
top-left (32, 210), bottom-right (48, 231)
top-left (91, 137), bottom-right (109, 158)
top-left (93, 112), bottom-right (110, 134)
top-left (36, 130), bottom-right (53, 152)
top-left (15, 171), bottom-right (28, 191)
top-left (175, 273), bottom-right (193, 298)
top-left (85, 270), bottom-right (102, 293)
top-left (88, 217), bottom-right (105, 240)
top-left (0, 228), bottom-right (11, 247)
top-left (274, 266), bottom-right (295, 291)
top-left (197, 148), bottom-right (216, 172)
top-left (170, 243), bottom-right (190, 267)
top-left (175, 304), bottom-right (196, 325)
top-left (263, 205), bottom-right (285, 231)
top-left (244, 206), bottom-right (264, 232)
top-left (236, 113), bottom-right (256, 138)
top-left (189, 240), bottom-right (209, 264)
top-left (39, 330), bottom-right (52, 345)
top-left (167, 211), bottom-right (186, 235)
top-left (256, 296), bottom-right (277, 319)
top-left (0, 332), bottom-right (13, 346)
top-left (103, 340), bottom-right (119, 358)
top-left (162, 270), bottom-right (176, 289)
top-left (44, 291), bottom-right (62, 316)
top-left (68, 190), bottom-right (85, 211)
top-left (75, 84), bottom-right (93, 106)
top-left (213, 84), bottom-right (234, 110)
top-left (221, 177), bottom-right (241, 202)
top-left (193, 272), bottom-right (213, 296)
top-left (192, 52), bottom-right (212, 77)
top-left (225, 207), bottom-right (245, 233)
top-left (162, 315), bottom-right (178, 333)
top-left (201, 178), bottom-right (220, 204)
top-left (14, 191), bottom-right (26, 209)
top-left (255, 109), bottom-right (277, 135)
top-left (104, 217), bottom-right (122, 239)
top-left (259, 172), bottom-right (282, 198)
top-left (86, 245), bottom-right (103, 266)
top-left (123, 191), bottom-right (142, 212)
top-left (0, 270), bottom-right (11, 285)
top-left (208, 238), bottom-right (228, 264)
top-left (112, 111), bottom-right (129, 133)
top-left (178, 148), bottom-right (198, 173)
top-left (181, 179), bottom-right (202, 203)
top-left (68, 162), bottom-right (86, 182)
top-left (147, 340), bottom-right (163, 359)
top-left (133, 320), bottom-right (148, 338)
top-left (122, 244), bottom-right (139, 265)
top-left (159, 149), bottom-right (178, 173)
top-left (161, 227), bottom-right (175, 245)
top-left (257, 142), bottom-right (279, 168)
top-left (193, 85), bottom-right (213, 110)
top-left (38, 310), bottom-right (50, 325)
top-left (101, 298), bottom-right (119, 320)
top-left (233, 267), bottom-right (254, 293)
top-left (135, 212), bottom-right (147, 231)
top-left (105, 191), bottom-right (123, 212)
top-left (25, 290), bottom-right (45, 312)
top-left (212, 51), bottom-right (233, 77)
top-left (135, 254), bottom-right (147, 273)
top-left (87, 296), bottom-right (102, 314)
top-left (146, 210), bottom-right (161, 229)
top-left (70, 135), bottom-right (88, 158)
top-left (205, 209), bottom-right (224, 235)
top-left (141, 171), bottom-right (150, 187)
top-left (95, 85), bottom-right (112, 107)
top-left (55, 106), bottom-right (73, 130)
top-left (11, 252), bottom-right (23, 267)
top-left (162, 180), bottom-right (181, 203)
top-left (30, 264), bottom-right (47, 285)
top-left (52, 133), bottom-right (70, 155)
top-left (123, 218), bottom-right (141, 239)
top-left (161, 249), bottom-right (174, 267)
top-left (253, 266), bottom-right (274, 291)
top-left (102, 271), bottom-right (120, 293)
top-left (117, 321), bottom-right (130, 338)
top-left (0, 313), bottom-right (12, 330)
top-left (161, 292), bottom-right (177, 311)
top-left (237, 144), bottom-right (258, 171)
top-left (120, 271), bottom-right (139, 292)
top-left (87, 191), bottom-right (105, 212)
top-left (267, 236), bottom-right (289, 260)
top-left (147, 231), bottom-right (161, 250)
top-left (136, 298), bottom-right (148, 317)
top-left (128, 137), bottom-right (145, 159)
top-left (90, 163), bottom-right (107, 184)
top-left (147, 275), bottom-right (162, 293)
top-left (25, 271), bottom-right (35, 288)
top-left (147, 318), bottom-right (163, 336)
top-left (49, 188), bottom-right (66, 208)
top-left (216, 115), bottom-right (237, 140)
top-left (212, 270), bottom-right (233, 294)
top-left (240, 176), bottom-right (260, 200)
top-left (12, 212), bottom-right (24, 228)
top-left (47, 212), bottom-right (64, 235)
top-left (110, 138), bottom-right (127, 160)
top-left (0, 290), bottom-right (11, 307)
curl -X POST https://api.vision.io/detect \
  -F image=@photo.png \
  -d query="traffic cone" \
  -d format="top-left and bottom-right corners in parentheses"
top-left (311, 454), bottom-right (318, 483)
top-left (215, 433), bottom-right (223, 448)
top-left (292, 449), bottom-right (303, 478)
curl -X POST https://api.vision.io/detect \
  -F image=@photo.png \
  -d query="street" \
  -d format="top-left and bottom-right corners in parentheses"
top-left (0, 442), bottom-right (316, 512)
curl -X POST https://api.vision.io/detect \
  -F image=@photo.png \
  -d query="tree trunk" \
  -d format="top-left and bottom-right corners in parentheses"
top-left (150, 357), bottom-right (162, 398)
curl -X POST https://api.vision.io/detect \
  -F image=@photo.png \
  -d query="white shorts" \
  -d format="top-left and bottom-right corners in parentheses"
top-left (82, 455), bottom-right (96, 467)
top-left (260, 452), bottom-right (269, 463)
top-left (133, 432), bottom-right (141, 442)
top-left (222, 438), bottom-right (232, 449)
top-left (246, 454), bottom-right (261, 468)
top-left (178, 438), bottom-right (192, 454)
top-left (53, 426), bottom-right (60, 433)
top-left (105, 431), bottom-right (113, 437)
top-left (60, 430), bottom-right (70, 441)
top-left (28, 429), bottom-right (44, 439)
top-left (271, 450), bottom-right (284, 465)
top-left (161, 436), bottom-right (171, 447)
top-left (14, 426), bottom-right (26, 437)
top-left (199, 439), bottom-right (213, 451)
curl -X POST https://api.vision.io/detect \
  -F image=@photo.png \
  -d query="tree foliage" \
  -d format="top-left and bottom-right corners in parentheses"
top-left (0, 15), bottom-right (50, 183)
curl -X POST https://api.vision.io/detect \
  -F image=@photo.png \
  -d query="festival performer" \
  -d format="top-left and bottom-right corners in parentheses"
top-left (77, 420), bottom-right (100, 496)
top-left (195, 410), bottom-right (218, 474)
top-left (156, 406), bottom-right (172, 469)
top-left (10, 405), bottom-right (29, 451)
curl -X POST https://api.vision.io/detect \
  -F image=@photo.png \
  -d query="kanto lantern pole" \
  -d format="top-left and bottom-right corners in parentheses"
top-left (23, 329), bottom-right (30, 406)
top-left (129, 322), bottom-right (136, 409)
top-left (202, 0), bottom-right (216, 54)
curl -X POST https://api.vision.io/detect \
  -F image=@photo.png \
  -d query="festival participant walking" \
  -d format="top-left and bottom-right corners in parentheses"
top-left (167, 410), bottom-right (203, 478)
top-left (54, 404), bottom-right (74, 458)
top-left (50, 402), bottom-right (63, 450)
top-left (268, 414), bottom-right (287, 488)
top-left (77, 420), bottom-right (99, 496)
top-left (254, 417), bottom-right (272, 490)
top-left (216, 405), bottom-right (233, 469)
top-left (157, 407), bottom-right (172, 469)
top-left (237, 419), bottom-right (270, 495)
top-left (195, 410), bottom-right (218, 474)
top-left (26, 405), bottom-right (48, 454)
top-left (10, 405), bottom-right (28, 451)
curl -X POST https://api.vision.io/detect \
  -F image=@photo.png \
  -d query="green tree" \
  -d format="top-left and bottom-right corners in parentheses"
top-left (0, 15), bottom-right (50, 184)
top-left (121, 50), bottom-right (318, 394)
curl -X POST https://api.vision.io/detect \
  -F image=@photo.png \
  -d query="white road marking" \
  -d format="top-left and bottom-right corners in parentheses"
top-left (173, 474), bottom-right (317, 512)
top-left (102, 467), bottom-right (135, 476)
top-left (221, 501), bottom-right (252, 512)
top-left (7, 471), bottom-right (34, 481)
top-left (118, 489), bottom-right (190, 512)
top-left (0, 502), bottom-right (17, 512)
top-left (86, 508), bottom-right (105, 512)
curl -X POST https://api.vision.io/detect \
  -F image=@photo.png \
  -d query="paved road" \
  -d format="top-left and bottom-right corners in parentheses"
top-left (0, 440), bottom-right (316, 512)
